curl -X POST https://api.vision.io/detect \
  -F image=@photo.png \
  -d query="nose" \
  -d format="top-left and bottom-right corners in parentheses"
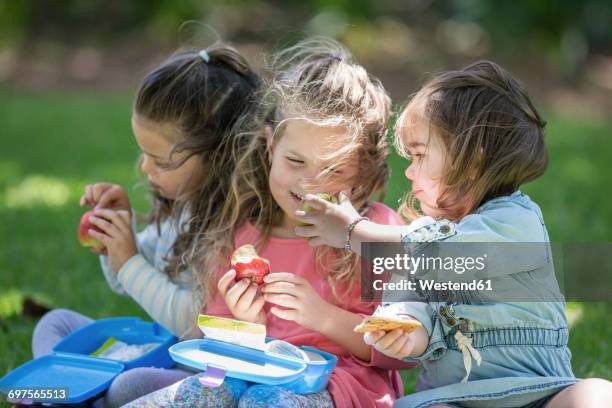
top-left (141, 155), bottom-right (155, 176)
top-left (405, 161), bottom-right (416, 181)
top-left (299, 168), bottom-right (318, 186)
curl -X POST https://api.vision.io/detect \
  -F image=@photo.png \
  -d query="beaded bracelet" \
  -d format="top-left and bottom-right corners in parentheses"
top-left (344, 216), bottom-right (369, 253)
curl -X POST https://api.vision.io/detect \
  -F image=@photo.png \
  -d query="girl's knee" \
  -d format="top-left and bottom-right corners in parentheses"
top-left (571, 378), bottom-right (612, 405)
top-left (104, 368), bottom-right (154, 407)
top-left (32, 309), bottom-right (88, 357)
top-left (35, 308), bottom-right (73, 329)
top-left (34, 308), bottom-right (90, 334)
top-left (547, 378), bottom-right (612, 408)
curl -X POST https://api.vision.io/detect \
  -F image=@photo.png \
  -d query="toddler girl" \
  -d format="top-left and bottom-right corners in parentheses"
top-left (295, 60), bottom-right (612, 407)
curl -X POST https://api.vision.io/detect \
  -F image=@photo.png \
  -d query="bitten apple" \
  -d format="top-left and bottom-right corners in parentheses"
top-left (298, 192), bottom-right (339, 227)
top-left (230, 244), bottom-right (270, 285)
top-left (78, 210), bottom-right (105, 251)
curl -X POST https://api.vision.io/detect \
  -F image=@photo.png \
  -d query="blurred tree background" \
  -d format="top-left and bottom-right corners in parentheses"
top-left (1, 0), bottom-right (611, 400)
top-left (1, 0), bottom-right (611, 116)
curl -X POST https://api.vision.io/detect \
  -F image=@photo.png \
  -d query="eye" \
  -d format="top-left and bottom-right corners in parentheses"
top-left (409, 152), bottom-right (424, 161)
top-left (152, 158), bottom-right (169, 167)
top-left (145, 154), bottom-right (169, 168)
top-left (287, 157), bottom-right (304, 165)
top-left (326, 166), bottom-right (343, 175)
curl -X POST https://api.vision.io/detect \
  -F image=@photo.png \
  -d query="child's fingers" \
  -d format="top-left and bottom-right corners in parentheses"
top-left (88, 215), bottom-right (119, 236)
top-left (217, 270), bottom-right (237, 296)
top-left (251, 296), bottom-right (266, 312)
top-left (270, 306), bottom-right (297, 322)
top-left (117, 210), bottom-right (132, 227)
top-left (294, 224), bottom-right (318, 238)
top-left (294, 211), bottom-right (318, 226)
top-left (363, 330), bottom-right (386, 345)
top-left (263, 272), bottom-right (302, 285)
top-left (303, 194), bottom-right (330, 211)
top-left (261, 281), bottom-right (298, 295)
top-left (92, 183), bottom-right (113, 204)
top-left (83, 185), bottom-right (95, 207)
top-left (235, 283), bottom-right (259, 311)
top-left (374, 329), bottom-right (404, 350)
top-left (93, 209), bottom-right (130, 234)
top-left (97, 185), bottom-right (126, 209)
top-left (385, 332), bottom-right (411, 356)
top-left (397, 335), bottom-right (416, 358)
top-left (88, 229), bottom-right (111, 248)
top-left (225, 279), bottom-right (250, 306)
top-left (104, 210), bottom-right (132, 234)
top-left (263, 293), bottom-right (299, 309)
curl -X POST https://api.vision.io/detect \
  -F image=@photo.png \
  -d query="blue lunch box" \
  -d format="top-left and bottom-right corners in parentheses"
top-left (0, 317), bottom-right (177, 404)
top-left (169, 337), bottom-right (337, 394)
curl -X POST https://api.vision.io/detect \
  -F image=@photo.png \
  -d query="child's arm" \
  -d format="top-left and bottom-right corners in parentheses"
top-left (318, 305), bottom-right (371, 361)
top-left (99, 215), bottom-right (156, 294)
top-left (294, 193), bottom-right (405, 255)
top-left (96, 212), bottom-right (196, 338)
top-left (262, 272), bottom-right (372, 361)
top-left (113, 256), bottom-right (197, 337)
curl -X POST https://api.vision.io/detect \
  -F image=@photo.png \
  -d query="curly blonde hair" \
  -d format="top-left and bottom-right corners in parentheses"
top-left (192, 37), bottom-right (391, 304)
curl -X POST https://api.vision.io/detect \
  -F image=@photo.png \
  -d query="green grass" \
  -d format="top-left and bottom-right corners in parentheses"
top-left (0, 88), bottom-right (611, 402)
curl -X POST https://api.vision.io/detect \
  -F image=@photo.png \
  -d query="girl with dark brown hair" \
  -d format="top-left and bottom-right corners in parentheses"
top-left (31, 43), bottom-right (261, 407)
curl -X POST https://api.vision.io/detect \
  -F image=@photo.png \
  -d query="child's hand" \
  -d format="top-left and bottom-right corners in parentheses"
top-left (86, 209), bottom-right (137, 273)
top-left (80, 182), bottom-right (131, 212)
top-left (217, 269), bottom-right (267, 325)
top-left (261, 272), bottom-right (331, 331)
top-left (294, 192), bottom-right (361, 248)
top-left (363, 326), bottom-right (429, 360)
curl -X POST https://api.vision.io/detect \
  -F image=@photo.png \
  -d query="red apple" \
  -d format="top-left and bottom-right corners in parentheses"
top-left (231, 244), bottom-right (270, 285)
top-left (78, 210), bottom-right (105, 251)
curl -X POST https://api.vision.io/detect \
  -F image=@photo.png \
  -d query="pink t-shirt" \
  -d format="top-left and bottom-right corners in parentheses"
top-left (206, 202), bottom-right (416, 408)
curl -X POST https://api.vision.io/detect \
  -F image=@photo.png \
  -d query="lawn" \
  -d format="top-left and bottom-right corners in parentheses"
top-left (0, 88), bottom-right (610, 403)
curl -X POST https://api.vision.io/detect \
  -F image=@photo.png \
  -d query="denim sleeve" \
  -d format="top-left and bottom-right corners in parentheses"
top-left (401, 212), bottom-right (549, 279)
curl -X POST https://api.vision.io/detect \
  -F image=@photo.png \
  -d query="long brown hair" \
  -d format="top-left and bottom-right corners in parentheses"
top-left (396, 60), bottom-right (548, 221)
top-left (133, 43), bottom-right (260, 288)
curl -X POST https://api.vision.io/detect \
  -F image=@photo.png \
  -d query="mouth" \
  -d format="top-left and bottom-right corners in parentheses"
top-left (290, 191), bottom-right (305, 204)
top-left (149, 182), bottom-right (165, 196)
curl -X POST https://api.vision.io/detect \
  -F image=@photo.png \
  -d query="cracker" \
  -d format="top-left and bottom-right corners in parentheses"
top-left (354, 315), bottom-right (422, 333)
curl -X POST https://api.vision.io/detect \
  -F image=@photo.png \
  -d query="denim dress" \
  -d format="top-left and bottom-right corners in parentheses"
top-left (384, 191), bottom-right (577, 407)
